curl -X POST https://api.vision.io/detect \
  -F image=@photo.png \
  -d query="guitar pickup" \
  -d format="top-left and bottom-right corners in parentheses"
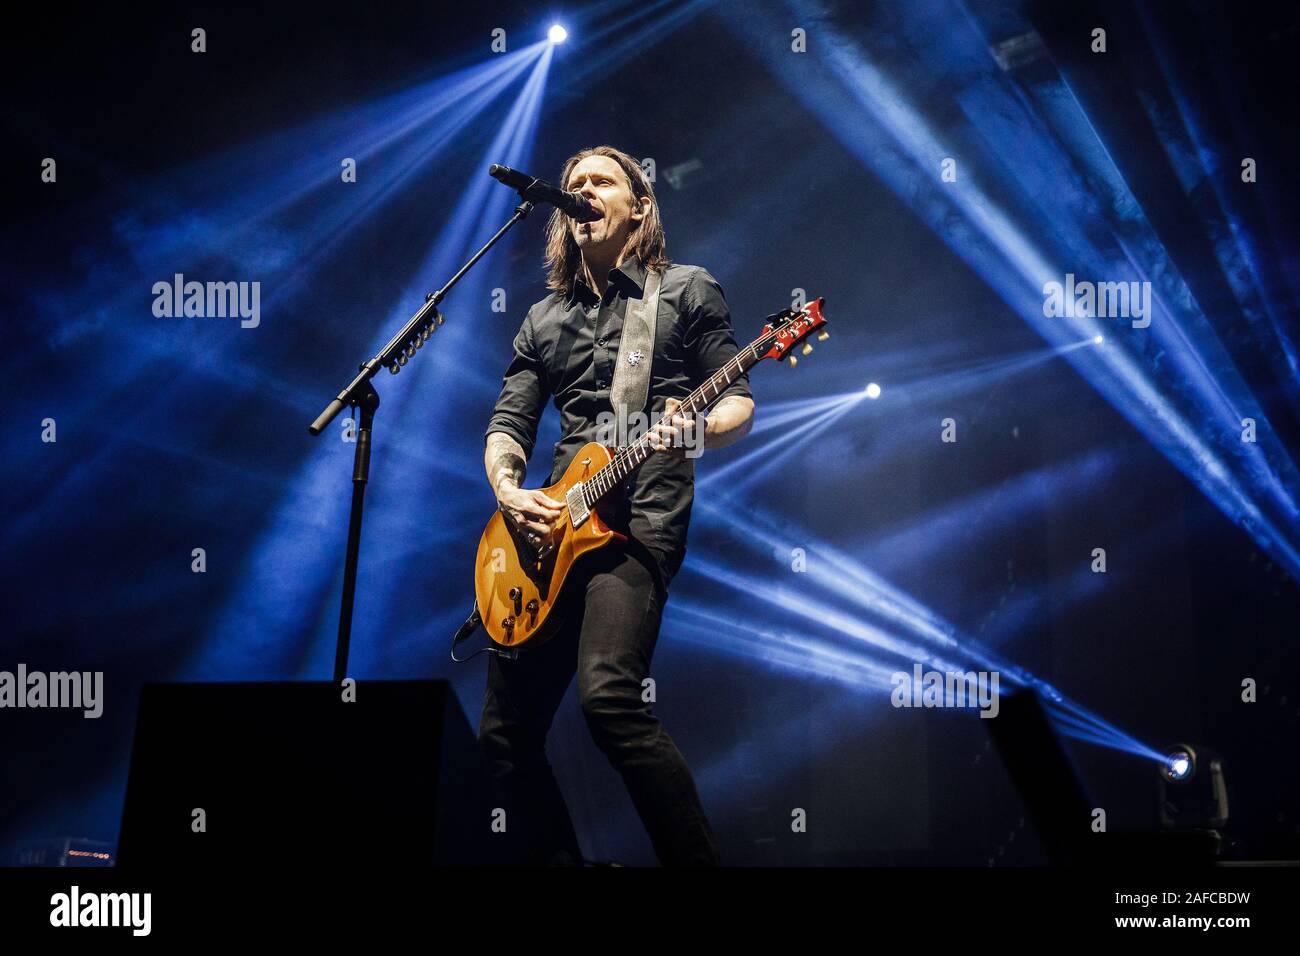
top-left (566, 482), bottom-right (589, 528)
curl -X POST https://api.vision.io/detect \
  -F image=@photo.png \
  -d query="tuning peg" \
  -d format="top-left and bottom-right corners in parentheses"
top-left (818, 330), bottom-right (829, 341)
top-left (788, 355), bottom-right (798, 367)
top-left (802, 343), bottom-right (813, 356)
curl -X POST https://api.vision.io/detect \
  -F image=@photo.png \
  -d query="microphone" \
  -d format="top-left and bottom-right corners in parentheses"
top-left (489, 164), bottom-right (602, 222)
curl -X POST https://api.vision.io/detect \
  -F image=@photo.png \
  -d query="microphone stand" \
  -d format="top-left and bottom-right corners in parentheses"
top-left (309, 196), bottom-right (535, 684)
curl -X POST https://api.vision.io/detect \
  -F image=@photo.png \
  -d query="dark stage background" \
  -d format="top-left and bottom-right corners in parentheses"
top-left (3, 0), bottom-right (1299, 866)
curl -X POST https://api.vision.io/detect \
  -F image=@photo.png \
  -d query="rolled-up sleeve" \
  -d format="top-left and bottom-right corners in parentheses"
top-left (485, 307), bottom-right (547, 459)
top-left (684, 268), bottom-right (752, 404)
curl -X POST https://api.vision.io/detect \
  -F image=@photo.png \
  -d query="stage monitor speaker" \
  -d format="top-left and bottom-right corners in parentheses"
top-left (986, 689), bottom-right (1223, 865)
top-left (118, 679), bottom-right (515, 866)
top-left (984, 688), bottom-right (1096, 865)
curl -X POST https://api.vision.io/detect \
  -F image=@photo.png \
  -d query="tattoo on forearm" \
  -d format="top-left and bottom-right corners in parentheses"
top-left (705, 396), bottom-right (754, 446)
top-left (486, 433), bottom-right (526, 495)
top-left (713, 396), bottom-right (744, 417)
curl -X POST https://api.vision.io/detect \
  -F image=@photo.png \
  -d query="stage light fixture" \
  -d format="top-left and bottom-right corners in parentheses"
top-left (548, 24), bottom-right (568, 44)
top-left (1093, 335), bottom-right (1104, 345)
top-left (1163, 748), bottom-right (1194, 782)
top-left (1158, 743), bottom-right (1229, 832)
top-left (864, 382), bottom-right (882, 399)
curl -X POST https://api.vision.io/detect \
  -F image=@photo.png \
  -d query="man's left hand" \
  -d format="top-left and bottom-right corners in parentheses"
top-left (648, 398), bottom-right (702, 458)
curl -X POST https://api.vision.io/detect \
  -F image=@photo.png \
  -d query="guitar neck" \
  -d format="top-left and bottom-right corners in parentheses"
top-left (581, 328), bottom-right (776, 509)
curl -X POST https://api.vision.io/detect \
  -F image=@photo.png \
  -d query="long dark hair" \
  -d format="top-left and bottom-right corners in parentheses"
top-left (544, 145), bottom-right (671, 295)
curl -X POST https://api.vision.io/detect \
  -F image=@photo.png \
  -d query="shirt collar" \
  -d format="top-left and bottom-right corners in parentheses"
top-left (568, 256), bottom-right (646, 306)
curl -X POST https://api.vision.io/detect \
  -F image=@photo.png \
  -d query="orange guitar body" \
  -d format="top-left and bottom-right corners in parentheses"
top-left (474, 441), bottom-right (625, 649)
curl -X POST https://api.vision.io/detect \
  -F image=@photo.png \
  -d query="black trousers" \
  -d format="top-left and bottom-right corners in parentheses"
top-left (477, 543), bottom-right (720, 866)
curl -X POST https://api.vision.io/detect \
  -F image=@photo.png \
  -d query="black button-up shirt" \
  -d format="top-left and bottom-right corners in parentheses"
top-left (485, 257), bottom-right (752, 588)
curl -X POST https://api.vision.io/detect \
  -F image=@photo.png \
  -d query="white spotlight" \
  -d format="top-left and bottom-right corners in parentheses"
top-left (1093, 334), bottom-right (1104, 345)
top-left (864, 382), bottom-right (882, 399)
top-left (548, 24), bottom-right (568, 43)
top-left (1162, 747), bottom-right (1195, 783)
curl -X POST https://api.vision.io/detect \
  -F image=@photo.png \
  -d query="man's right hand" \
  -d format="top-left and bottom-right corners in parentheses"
top-left (496, 484), bottom-right (564, 543)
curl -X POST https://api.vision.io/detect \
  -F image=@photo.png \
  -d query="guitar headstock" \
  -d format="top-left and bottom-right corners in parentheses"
top-left (757, 297), bottom-right (828, 367)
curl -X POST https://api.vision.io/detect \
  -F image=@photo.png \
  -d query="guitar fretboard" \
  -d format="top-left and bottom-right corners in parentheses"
top-left (581, 326), bottom-right (780, 508)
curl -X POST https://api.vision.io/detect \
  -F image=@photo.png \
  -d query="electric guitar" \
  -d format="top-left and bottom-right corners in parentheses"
top-left (473, 297), bottom-right (829, 649)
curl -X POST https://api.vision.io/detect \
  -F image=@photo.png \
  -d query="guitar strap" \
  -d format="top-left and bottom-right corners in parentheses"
top-left (608, 266), bottom-right (662, 447)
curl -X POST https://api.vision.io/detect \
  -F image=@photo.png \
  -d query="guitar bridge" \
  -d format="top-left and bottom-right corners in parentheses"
top-left (566, 482), bottom-right (589, 529)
